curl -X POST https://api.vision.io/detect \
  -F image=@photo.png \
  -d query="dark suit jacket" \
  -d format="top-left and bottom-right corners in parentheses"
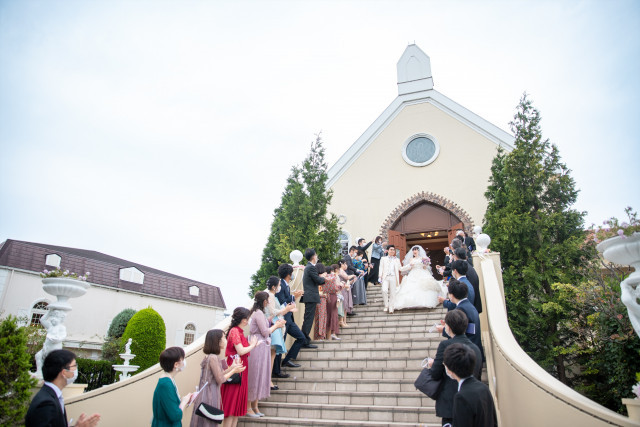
top-left (356, 241), bottom-right (372, 262)
top-left (25, 384), bottom-right (68, 427)
top-left (430, 335), bottom-right (483, 418)
top-left (275, 278), bottom-right (296, 324)
top-left (343, 255), bottom-right (359, 276)
top-left (465, 263), bottom-right (482, 314)
top-left (456, 299), bottom-right (482, 351)
top-left (443, 278), bottom-right (474, 312)
top-left (301, 262), bottom-right (324, 304)
top-left (453, 376), bottom-right (497, 427)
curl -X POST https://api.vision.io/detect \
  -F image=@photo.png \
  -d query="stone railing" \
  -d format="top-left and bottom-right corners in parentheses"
top-left (475, 250), bottom-right (637, 426)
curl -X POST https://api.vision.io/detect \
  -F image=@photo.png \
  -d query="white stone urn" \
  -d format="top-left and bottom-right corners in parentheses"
top-left (622, 398), bottom-right (640, 421)
top-left (596, 232), bottom-right (640, 338)
top-left (42, 277), bottom-right (90, 311)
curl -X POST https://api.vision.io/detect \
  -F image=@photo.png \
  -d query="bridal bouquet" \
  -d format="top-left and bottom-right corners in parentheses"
top-left (422, 257), bottom-right (431, 266)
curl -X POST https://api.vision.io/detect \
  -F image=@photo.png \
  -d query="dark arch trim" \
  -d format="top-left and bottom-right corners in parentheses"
top-left (379, 191), bottom-right (475, 240)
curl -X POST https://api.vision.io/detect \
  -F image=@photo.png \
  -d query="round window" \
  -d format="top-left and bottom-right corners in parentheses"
top-left (402, 134), bottom-right (440, 167)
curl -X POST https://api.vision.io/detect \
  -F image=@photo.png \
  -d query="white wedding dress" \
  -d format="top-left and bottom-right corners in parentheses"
top-left (394, 257), bottom-right (443, 310)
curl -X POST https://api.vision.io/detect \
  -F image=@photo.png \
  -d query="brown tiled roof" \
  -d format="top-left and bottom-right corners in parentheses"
top-left (0, 240), bottom-right (225, 309)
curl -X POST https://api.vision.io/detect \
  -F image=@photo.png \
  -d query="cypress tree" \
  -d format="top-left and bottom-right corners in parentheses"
top-left (483, 94), bottom-right (589, 382)
top-left (250, 135), bottom-right (341, 296)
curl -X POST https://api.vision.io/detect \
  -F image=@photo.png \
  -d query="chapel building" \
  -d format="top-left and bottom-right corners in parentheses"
top-left (328, 44), bottom-right (514, 269)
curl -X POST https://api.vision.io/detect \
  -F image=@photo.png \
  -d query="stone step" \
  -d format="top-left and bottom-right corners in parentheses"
top-left (249, 401), bottom-right (439, 424)
top-left (306, 337), bottom-right (435, 350)
top-left (289, 356), bottom-right (427, 370)
top-left (337, 329), bottom-right (442, 340)
top-left (280, 366), bottom-right (422, 381)
top-left (239, 416), bottom-right (439, 427)
top-left (306, 344), bottom-right (436, 359)
top-left (346, 311), bottom-right (445, 323)
top-left (266, 389), bottom-right (433, 407)
top-left (343, 317), bottom-right (444, 328)
top-left (272, 377), bottom-right (420, 393)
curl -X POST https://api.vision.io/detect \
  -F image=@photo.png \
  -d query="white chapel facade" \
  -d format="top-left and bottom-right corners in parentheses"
top-left (328, 44), bottom-right (515, 266)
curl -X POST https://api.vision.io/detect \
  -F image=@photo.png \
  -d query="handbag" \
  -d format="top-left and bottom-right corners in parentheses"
top-left (226, 372), bottom-right (241, 384)
top-left (195, 402), bottom-right (224, 423)
top-left (414, 368), bottom-right (442, 399)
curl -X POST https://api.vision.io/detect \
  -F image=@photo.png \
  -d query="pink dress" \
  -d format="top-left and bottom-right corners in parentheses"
top-left (324, 273), bottom-right (341, 335)
top-left (247, 310), bottom-right (271, 401)
top-left (190, 355), bottom-right (228, 427)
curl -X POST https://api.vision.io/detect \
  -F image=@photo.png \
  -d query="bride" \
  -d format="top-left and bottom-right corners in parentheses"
top-left (394, 245), bottom-right (443, 309)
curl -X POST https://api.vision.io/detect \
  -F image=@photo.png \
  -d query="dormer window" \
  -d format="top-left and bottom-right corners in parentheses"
top-left (45, 254), bottom-right (61, 268)
top-left (189, 286), bottom-right (200, 297)
top-left (119, 267), bottom-right (144, 284)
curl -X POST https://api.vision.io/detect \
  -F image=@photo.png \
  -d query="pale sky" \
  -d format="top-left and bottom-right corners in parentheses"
top-left (1, 0), bottom-right (639, 314)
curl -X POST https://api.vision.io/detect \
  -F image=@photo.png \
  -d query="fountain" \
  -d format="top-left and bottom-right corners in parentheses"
top-left (35, 275), bottom-right (90, 378)
top-left (112, 338), bottom-right (140, 381)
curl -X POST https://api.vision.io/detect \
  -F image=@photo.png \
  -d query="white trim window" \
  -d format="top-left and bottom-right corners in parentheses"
top-left (119, 267), bottom-right (144, 284)
top-left (189, 286), bottom-right (200, 297)
top-left (339, 231), bottom-right (350, 258)
top-left (402, 133), bottom-right (440, 167)
top-left (30, 300), bottom-right (49, 326)
top-left (184, 323), bottom-right (196, 345)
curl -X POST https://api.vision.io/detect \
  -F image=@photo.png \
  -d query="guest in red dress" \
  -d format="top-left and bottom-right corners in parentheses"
top-left (324, 264), bottom-right (343, 340)
top-left (314, 263), bottom-right (328, 340)
top-left (220, 307), bottom-right (260, 427)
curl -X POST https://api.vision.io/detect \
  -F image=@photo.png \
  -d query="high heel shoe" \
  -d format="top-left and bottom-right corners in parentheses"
top-left (331, 334), bottom-right (341, 340)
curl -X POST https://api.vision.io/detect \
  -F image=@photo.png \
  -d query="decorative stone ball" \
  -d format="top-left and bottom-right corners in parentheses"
top-left (473, 226), bottom-right (482, 237)
top-left (290, 250), bottom-right (303, 266)
top-left (476, 234), bottom-right (491, 253)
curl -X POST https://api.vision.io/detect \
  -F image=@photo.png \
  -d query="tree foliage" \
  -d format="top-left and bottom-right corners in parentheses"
top-left (120, 307), bottom-right (166, 373)
top-left (483, 94), bottom-right (589, 382)
top-left (102, 308), bottom-right (137, 361)
top-left (250, 134), bottom-right (341, 296)
top-left (0, 315), bottom-right (38, 426)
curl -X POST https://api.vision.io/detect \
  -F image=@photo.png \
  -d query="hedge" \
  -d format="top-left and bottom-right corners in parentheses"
top-left (76, 358), bottom-right (118, 391)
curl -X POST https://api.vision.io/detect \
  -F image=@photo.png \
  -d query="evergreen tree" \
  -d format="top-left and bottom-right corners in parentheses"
top-left (250, 134), bottom-right (341, 296)
top-left (0, 315), bottom-right (38, 426)
top-left (483, 94), bottom-right (589, 383)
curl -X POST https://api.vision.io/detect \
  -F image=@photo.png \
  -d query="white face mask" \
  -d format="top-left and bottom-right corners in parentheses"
top-left (276, 286), bottom-right (281, 294)
top-left (445, 366), bottom-right (455, 381)
top-left (66, 368), bottom-right (78, 385)
top-left (177, 359), bottom-right (187, 372)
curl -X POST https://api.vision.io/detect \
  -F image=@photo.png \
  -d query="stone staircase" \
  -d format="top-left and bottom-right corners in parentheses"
top-left (239, 284), bottom-right (448, 426)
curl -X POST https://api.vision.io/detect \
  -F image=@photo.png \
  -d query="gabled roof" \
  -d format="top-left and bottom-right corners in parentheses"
top-left (0, 239), bottom-right (225, 309)
top-left (327, 45), bottom-right (515, 188)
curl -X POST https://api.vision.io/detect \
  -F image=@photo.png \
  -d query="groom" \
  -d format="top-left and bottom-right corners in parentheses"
top-left (378, 244), bottom-right (401, 314)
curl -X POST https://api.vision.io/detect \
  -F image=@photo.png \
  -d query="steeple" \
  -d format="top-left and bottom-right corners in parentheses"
top-left (397, 44), bottom-right (433, 95)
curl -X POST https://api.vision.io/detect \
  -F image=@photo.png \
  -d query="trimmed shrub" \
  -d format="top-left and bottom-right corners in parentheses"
top-left (101, 336), bottom-right (122, 362)
top-left (76, 358), bottom-right (118, 391)
top-left (107, 308), bottom-right (137, 338)
top-left (120, 307), bottom-right (166, 373)
top-left (0, 315), bottom-right (38, 426)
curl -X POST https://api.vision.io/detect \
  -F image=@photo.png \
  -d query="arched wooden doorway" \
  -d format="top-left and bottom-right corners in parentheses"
top-left (380, 192), bottom-right (474, 278)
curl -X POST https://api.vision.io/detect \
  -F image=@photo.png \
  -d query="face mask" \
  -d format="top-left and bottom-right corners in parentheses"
top-left (66, 368), bottom-right (78, 385)
top-left (276, 287), bottom-right (281, 294)
top-left (445, 367), bottom-right (455, 381)
top-left (178, 359), bottom-right (187, 371)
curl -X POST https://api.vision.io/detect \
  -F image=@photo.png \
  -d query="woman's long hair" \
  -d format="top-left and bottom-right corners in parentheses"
top-left (226, 307), bottom-right (250, 338)
top-left (250, 291), bottom-right (269, 316)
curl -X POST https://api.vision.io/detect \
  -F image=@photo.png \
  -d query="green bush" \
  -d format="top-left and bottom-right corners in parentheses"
top-left (101, 336), bottom-right (122, 362)
top-left (120, 307), bottom-right (166, 373)
top-left (76, 358), bottom-right (118, 391)
top-left (0, 315), bottom-right (38, 426)
top-left (107, 308), bottom-right (137, 338)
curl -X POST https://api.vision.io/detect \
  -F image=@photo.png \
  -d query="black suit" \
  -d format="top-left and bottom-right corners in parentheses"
top-left (301, 262), bottom-right (324, 342)
top-left (25, 384), bottom-right (68, 427)
top-left (464, 236), bottom-right (475, 266)
top-left (357, 242), bottom-right (372, 285)
top-left (453, 376), bottom-right (497, 427)
top-left (456, 299), bottom-right (484, 361)
top-left (430, 335), bottom-right (482, 420)
top-left (343, 255), bottom-right (359, 277)
top-left (273, 278), bottom-right (306, 373)
top-left (465, 263), bottom-right (482, 314)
